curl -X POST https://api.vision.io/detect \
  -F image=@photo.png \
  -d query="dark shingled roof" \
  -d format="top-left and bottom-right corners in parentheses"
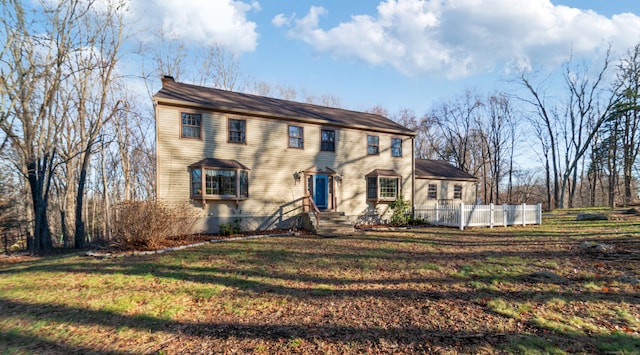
top-left (189, 158), bottom-right (250, 170)
top-left (154, 77), bottom-right (415, 136)
top-left (415, 159), bottom-right (477, 181)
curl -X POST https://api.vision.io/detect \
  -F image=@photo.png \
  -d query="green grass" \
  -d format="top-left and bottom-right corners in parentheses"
top-left (1, 209), bottom-right (639, 353)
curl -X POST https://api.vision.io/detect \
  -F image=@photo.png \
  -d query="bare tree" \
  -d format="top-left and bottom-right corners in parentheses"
top-left (615, 43), bottom-right (640, 205)
top-left (518, 50), bottom-right (620, 208)
top-left (429, 91), bottom-right (483, 173)
top-left (518, 73), bottom-right (562, 209)
top-left (366, 105), bottom-right (389, 117)
top-left (413, 114), bottom-right (442, 160)
top-left (0, 0), bottom-right (91, 251)
top-left (0, 0), bottom-right (128, 251)
top-left (249, 80), bottom-right (272, 96)
top-left (479, 93), bottom-right (517, 203)
top-left (198, 45), bottom-right (244, 91)
top-left (319, 94), bottom-right (342, 108)
top-left (69, 1), bottom-right (125, 248)
top-left (560, 51), bottom-right (621, 207)
top-left (276, 85), bottom-right (298, 101)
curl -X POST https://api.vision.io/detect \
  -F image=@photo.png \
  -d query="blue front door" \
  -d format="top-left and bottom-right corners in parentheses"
top-left (314, 175), bottom-right (328, 209)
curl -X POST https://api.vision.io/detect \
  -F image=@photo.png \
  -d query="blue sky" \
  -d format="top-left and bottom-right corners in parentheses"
top-left (127, 0), bottom-right (640, 116)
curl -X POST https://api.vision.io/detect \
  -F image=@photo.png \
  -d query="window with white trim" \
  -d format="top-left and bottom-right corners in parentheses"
top-left (379, 178), bottom-right (398, 199)
top-left (190, 166), bottom-right (249, 200)
top-left (366, 171), bottom-right (401, 202)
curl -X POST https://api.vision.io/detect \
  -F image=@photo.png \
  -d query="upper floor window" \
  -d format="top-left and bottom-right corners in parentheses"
top-left (428, 184), bottom-right (437, 200)
top-left (454, 184), bottom-right (463, 199)
top-left (181, 112), bottom-right (201, 139)
top-left (391, 138), bottom-right (402, 157)
top-left (367, 135), bottom-right (379, 155)
top-left (289, 125), bottom-right (304, 148)
top-left (228, 119), bottom-right (246, 144)
top-left (321, 129), bottom-right (335, 152)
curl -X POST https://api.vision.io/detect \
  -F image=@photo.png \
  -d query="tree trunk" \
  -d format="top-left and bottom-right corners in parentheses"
top-left (60, 210), bottom-right (70, 248)
top-left (544, 153), bottom-right (552, 211)
top-left (74, 151), bottom-right (91, 249)
top-left (27, 161), bottom-right (52, 252)
top-left (101, 141), bottom-right (112, 240)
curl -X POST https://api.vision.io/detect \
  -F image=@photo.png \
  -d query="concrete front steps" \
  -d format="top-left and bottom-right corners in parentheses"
top-left (316, 211), bottom-right (354, 235)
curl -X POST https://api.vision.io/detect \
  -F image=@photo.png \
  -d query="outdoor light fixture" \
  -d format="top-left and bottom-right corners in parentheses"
top-left (293, 171), bottom-right (301, 182)
top-left (335, 173), bottom-right (343, 185)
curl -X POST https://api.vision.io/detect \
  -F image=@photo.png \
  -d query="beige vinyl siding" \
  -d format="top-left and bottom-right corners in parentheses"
top-left (156, 104), bottom-right (414, 232)
top-left (333, 129), bottom-right (412, 223)
top-left (414, 178), bottom-right (477, 207)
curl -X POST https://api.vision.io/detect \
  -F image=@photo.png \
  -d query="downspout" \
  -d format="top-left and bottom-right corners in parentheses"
top-left (153, 98), bottom-right (159, 201)
top-left (411, 137), bottom-right (415, 219)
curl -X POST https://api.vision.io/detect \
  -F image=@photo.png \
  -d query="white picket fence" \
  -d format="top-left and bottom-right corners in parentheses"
top-left (415, 203), bottom-right (542, 230)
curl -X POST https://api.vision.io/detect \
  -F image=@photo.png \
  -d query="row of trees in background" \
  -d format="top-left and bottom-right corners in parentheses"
top-left (520, 46), bottom-right (640, 210)
top-left (1, 0), bottom-right (640, 253)
top-left (0, 0), bottom-right (153, 252)
top-left (383, 45), bottom-right (640, 211)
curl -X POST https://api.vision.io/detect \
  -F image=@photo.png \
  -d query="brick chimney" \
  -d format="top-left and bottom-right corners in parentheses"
top-left (161, 75), bottom-right (175, 87)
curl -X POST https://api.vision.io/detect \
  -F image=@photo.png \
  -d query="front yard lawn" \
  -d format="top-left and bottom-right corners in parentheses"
top-left (1, 210), bottom-right (639, 353)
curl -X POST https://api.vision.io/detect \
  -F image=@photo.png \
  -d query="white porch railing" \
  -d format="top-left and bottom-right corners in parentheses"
top-left (414, 203), bottom-right (542, 230)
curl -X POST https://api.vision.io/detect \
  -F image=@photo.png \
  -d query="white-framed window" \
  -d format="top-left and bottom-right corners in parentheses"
top-left (366, 170), bottom-right (401, 202)
top-left (379, 178), bottom-right (398, 199)
top-left (190, 159), bottom-right (249, 200)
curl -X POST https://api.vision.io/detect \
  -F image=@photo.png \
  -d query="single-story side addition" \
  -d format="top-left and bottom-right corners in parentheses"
top-left (153, 77), bottom-right (477, 233)
top-left (414, 159), bottom-right (479, 207)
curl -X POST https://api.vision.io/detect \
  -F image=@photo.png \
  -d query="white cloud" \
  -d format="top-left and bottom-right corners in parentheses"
top-left (130, 0), bottom-right (259, 54)
top-left (287, 0), bottom-right (640, 78)
top-left (250, 1), bottom-right (261, 11)
top-left (272, 13), bottom-right (289, 27)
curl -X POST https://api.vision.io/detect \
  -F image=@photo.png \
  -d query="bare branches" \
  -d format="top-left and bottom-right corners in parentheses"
top-left (518, 48), bottom-right (621, 208)
top-left (0, 0), bottom-right (127, 251)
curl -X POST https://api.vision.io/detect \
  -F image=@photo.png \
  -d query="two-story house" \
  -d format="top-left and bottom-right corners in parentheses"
top-left (153, 76), bottom-right (418, 233)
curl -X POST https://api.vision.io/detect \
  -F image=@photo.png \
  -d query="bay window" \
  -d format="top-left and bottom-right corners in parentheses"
top-left (189, 158), bottom-right (249, 200)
